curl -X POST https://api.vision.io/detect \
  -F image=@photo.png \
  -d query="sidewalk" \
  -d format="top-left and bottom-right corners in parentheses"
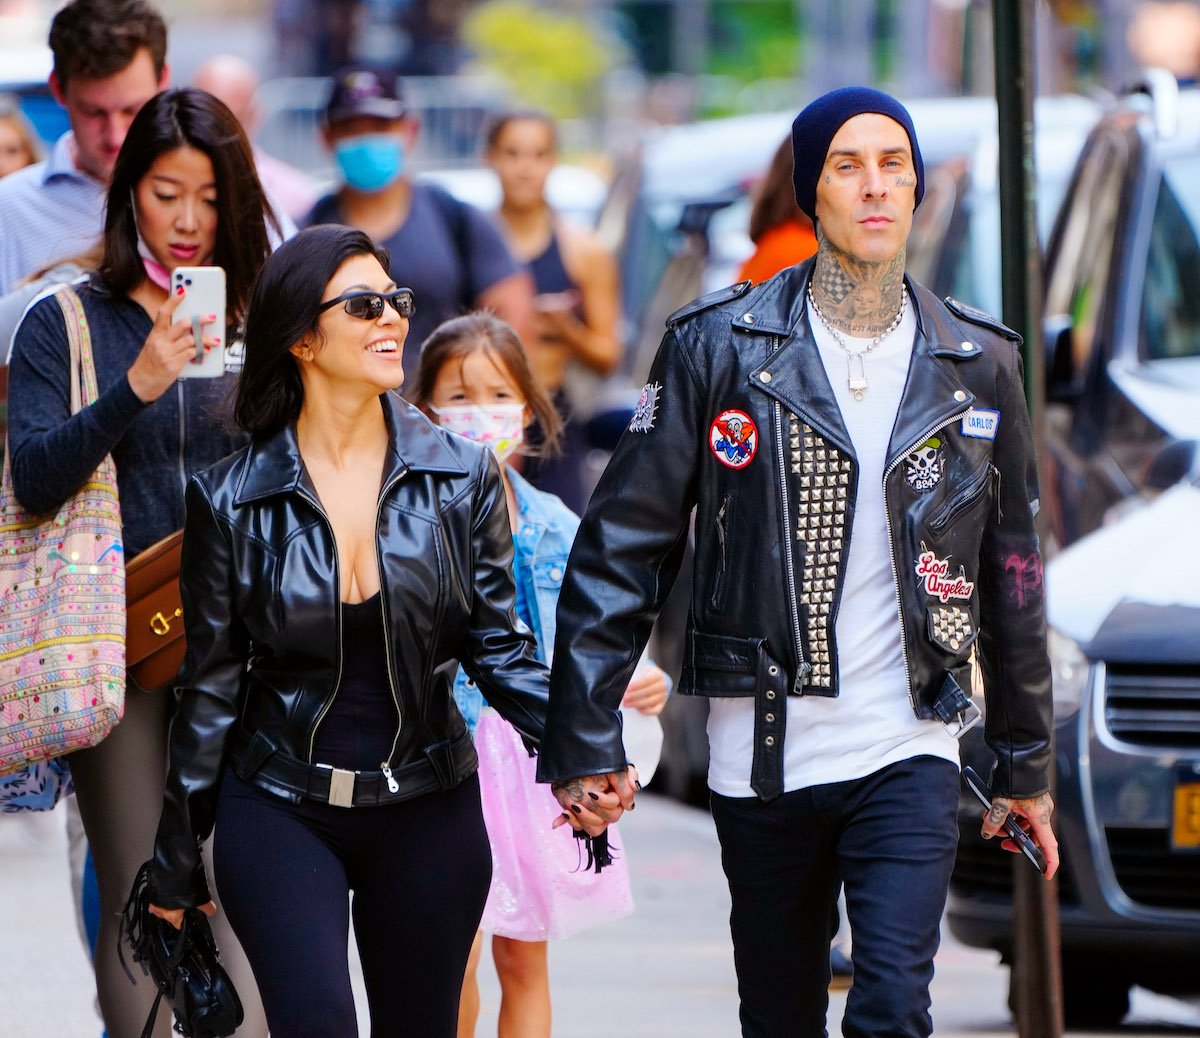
top-left (3, 795), bottom-right (1199, 1036)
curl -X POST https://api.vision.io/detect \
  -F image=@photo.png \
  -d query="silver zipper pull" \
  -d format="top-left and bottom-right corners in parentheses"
top-left (381, 763), bottom-right (400, 794)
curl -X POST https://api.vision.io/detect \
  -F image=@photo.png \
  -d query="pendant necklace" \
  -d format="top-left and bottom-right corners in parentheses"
top-left (807, 287), bottom-right (907, 401)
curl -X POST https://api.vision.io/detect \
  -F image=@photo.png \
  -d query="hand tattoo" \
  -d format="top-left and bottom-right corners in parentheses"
top-left (988, 803), bottom-right (1009, 825)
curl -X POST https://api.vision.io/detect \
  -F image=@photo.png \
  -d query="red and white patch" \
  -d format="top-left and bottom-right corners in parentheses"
top-left (709, 409), bottom-right (758, 469)
top-left (916, 550), bottom-right (976, 603)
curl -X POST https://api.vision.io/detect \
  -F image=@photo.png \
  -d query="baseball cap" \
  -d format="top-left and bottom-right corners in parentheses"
top-left (325, 66), bottom-right (407, 126)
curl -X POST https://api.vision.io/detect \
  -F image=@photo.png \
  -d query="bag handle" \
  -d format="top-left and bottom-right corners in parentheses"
top-left (52, 287), bottom-right (101, 416)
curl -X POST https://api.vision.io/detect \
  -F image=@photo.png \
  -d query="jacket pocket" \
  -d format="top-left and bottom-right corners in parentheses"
top-left (926, 460), bottom-right (993, 534)
top-left (710, 492), bottom-right (736, 611)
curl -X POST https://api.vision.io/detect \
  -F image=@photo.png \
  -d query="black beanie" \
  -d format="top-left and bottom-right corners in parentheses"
top-left (790, 86), bottom-right (925, 221)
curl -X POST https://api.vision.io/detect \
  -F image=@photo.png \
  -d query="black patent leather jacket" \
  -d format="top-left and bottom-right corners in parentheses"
top-left (537, 261), bottom-right (1052, 801)
top-left (152, 393), bottom-right (549, 907)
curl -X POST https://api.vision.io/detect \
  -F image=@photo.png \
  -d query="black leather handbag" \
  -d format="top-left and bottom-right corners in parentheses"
top-left (120, 862), bottom-right (244, 1038)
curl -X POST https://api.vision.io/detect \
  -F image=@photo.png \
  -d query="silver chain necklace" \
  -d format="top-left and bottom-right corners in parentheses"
top-left (807, 287), bottom-right (907, 401)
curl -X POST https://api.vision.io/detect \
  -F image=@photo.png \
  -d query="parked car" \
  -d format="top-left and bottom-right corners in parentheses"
top-left (946, 75), bottom-right (1200, 1029)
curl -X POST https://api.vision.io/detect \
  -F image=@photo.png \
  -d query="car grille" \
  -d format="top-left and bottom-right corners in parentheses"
top-left (1106, 827), bottom-right (1200, 911)
top-left (1104, 665), bottom-right (1200, 749)
top-left (951, 812), bottom-right (1077, 904)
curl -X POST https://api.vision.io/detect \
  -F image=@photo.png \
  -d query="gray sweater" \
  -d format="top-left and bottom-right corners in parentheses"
top-left (7, 278), bottom-right (244, 556)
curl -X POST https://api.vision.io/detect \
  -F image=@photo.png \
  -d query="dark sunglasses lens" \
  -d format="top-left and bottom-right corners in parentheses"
top-left (344, 294), bottom-right (384, 320)
top-left (390, 291), bottom-right (415, 318)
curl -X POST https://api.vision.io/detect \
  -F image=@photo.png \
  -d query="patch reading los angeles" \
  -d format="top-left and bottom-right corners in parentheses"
top-left (961, 408), bottom-right (1000, 439)
top-left (916, 548), bottom-right (976, 602)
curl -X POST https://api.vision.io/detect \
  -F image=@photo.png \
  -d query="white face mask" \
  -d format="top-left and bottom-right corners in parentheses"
top-left (432, 403), bottom-right (526, 463)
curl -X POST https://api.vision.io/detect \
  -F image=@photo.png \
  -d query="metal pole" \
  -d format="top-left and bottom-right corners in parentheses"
top-left (992, 3), bottom-right (1060, 1037)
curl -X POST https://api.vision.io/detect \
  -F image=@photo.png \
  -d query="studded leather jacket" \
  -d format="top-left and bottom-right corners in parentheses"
top-left (536, 260), bottom-right (1052, 802)
top-left (151, 394), bottom-right (550, 908)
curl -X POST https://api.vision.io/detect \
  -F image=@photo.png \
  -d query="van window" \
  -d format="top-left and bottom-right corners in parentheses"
top-left (1045, 133), bottom-right (1130, 375)
top-left (1139, 156), bottom-right (1200, 361)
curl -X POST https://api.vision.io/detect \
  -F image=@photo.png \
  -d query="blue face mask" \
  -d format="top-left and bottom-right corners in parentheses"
top-left (334, 134), bottom-right (405, 193)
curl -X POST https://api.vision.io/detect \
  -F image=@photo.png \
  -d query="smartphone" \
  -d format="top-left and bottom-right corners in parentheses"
top-left (962, 766), bottom-right (1048, 874)
top-left (532, 289), bottom-right (581, 314)
top-left (172, 266), bottom-right (226, 379)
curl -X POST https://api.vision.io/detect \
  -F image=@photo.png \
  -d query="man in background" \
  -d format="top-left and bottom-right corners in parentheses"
top-left (304, 66), bottom-right (534, 385)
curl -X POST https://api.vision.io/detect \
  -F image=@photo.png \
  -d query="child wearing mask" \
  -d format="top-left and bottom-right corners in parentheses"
top-left (414, 312), bottom-right (669, 1038)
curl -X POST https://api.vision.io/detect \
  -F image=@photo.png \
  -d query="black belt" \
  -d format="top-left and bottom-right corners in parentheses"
top-left (229, 728), bottom-right (472, 807)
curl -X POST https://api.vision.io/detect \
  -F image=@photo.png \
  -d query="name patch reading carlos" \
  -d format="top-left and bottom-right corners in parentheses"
top-left (961, 408), bottom-right (1000, 440)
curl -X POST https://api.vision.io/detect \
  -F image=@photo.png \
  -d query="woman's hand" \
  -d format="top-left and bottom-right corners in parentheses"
top-left (126, 288), bottom-right (222, 403)
top-left (622, 664), bottom-right (670, 716)
top-left (148, 900), bottom-right (217, 931)
top-left (551, 765), bottom-right (639, 837)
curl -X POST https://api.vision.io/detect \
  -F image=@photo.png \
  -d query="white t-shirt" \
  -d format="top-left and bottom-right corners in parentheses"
top-left (707, 291), bottom-right (959, 797)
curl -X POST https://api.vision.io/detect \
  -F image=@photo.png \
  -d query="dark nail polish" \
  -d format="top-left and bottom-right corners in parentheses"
top-left (635, 780), bottom-right (642, 790)
top-left (560, 812), bottom-right (570, 820)
top-left (629, 802), bottom-right (636, 810)
top-left (588, 792), bottom-right (599, 801)
top-left (571, 805), bottom-right (582, 814)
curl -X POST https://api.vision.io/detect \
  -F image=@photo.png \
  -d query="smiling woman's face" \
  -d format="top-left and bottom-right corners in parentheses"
top-left (297, 253), bottom-right (410, 396)
top-left (134, 144), bottom-right (218, 272)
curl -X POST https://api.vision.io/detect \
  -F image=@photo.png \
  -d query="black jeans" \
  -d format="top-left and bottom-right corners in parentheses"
top-left (213, 770), bottom-right (492, 1038)
top-left (710, 755), bottom-right (960, 1038)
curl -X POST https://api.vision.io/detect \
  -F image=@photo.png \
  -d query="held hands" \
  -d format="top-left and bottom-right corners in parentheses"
top-left (127, 287), bottom-right (221, 403)
top-left (147, 900), bottom-right (216, 931)
top-left (981, 791), bottom-right (1061, 880)
top-left (552, 765), bottom-right (639, 838)
top-left (621, 664), bottom-right (670, 716)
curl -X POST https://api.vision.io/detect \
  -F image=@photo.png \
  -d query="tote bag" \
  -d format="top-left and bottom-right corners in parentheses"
top-left (0, 286), bottom-right (125, 779)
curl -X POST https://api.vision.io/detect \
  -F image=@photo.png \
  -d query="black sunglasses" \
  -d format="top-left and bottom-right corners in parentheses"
top-left (318, 288), bottom-right (416, 320)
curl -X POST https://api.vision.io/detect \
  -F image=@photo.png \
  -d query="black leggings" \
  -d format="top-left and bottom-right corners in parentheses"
top-left (213, 770), bottom-right (492, 1038)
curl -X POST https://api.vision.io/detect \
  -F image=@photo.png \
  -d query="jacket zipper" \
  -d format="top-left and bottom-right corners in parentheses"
top-left (375, 468), bottom-right (409, 791)
top-left (769, 337), bottom-right (811, 692)
top-left (927, 459), bottom-right (993, 533)
top-left (882, 408), bottom-right (970, 713)
top-left (711, 494), bottom-right (730, 611)
top-left (300, 488), bottom-right (344, 763)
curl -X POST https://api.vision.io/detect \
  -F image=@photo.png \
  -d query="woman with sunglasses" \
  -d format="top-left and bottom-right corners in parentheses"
top-left (146, 224), bottom-right (617, 1037)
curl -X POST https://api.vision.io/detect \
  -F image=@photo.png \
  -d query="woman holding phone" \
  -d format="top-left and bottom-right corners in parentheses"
top-left (7, 87), bottom-right (278, 1038)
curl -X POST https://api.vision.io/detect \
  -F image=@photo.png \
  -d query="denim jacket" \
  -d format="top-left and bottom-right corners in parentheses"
top-left (454, 469), bottom-right (579, 733)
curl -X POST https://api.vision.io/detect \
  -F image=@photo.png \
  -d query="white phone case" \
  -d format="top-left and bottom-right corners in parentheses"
top-left (172, 266), bottom-right (227, 379)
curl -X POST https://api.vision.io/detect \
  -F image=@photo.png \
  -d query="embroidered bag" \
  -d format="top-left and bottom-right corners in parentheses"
top-left (0, 286), bottom-right (126, 777)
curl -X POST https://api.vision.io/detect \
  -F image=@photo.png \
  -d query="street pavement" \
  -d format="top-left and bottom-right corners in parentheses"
top-left (3, 794), bottom-right (1199, 1037)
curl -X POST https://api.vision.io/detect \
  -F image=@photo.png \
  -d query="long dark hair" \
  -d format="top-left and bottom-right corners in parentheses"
top-left (235, 225), bottom-right (391, 438)
top-left (748, 135), bottom-right (812, 244)
top-left (99, 88), bottom-right (280, 325)
top-left (412, 312), bottom-right (563, 459)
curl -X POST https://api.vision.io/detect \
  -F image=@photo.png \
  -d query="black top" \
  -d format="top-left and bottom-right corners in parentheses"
top-left (311, 592), bottom-right (399, 771)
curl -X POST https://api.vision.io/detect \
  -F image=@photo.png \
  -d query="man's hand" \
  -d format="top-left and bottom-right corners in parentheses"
top-left (551, 765), bottom-right (639, 837)
top-left (981, 791), bottom-right (1060, 880)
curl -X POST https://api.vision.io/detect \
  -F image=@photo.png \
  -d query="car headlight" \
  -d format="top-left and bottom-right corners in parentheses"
top-left (1047, 626), bottom-right (1090, 720)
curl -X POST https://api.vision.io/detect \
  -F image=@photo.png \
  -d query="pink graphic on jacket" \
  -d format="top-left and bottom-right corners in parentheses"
top-left (1004, 553), bottom-right (1043, 609)
top-left (916, 550), bottom-right (976, 603)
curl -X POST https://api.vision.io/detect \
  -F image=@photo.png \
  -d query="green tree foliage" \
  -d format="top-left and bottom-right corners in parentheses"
top-left (464, 1), bottom-right (621, 119)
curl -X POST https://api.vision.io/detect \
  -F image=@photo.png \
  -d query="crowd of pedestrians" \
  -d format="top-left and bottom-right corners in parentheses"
top-left (0, 2), bottom-right (1060, 1037)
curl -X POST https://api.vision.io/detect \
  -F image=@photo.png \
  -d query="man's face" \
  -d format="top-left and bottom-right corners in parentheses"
top-left (813, 112), bottom-right (916, 264)
top-left (51, 48), bottom-right (166, 184)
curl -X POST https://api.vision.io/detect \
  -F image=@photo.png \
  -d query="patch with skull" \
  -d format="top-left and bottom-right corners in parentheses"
top-left (904, 436), bottom-right (944, 492)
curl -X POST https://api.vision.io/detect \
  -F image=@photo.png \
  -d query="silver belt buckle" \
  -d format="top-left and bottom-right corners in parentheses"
top-left (318, 765), bottom-right (357, 808)
top-left (944, 700), bottom-right (982, 740)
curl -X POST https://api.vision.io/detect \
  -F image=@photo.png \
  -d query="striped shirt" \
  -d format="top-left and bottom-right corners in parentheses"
top-left (0, 132), bottom-right (106, 295)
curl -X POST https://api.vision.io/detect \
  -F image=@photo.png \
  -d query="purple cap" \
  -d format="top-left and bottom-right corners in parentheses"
top-left (325, 66), bottom-right (407, 126)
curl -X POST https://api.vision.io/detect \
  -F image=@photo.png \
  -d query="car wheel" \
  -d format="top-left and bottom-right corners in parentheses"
top-left (1008, 955), bottom-right (1130, 1030)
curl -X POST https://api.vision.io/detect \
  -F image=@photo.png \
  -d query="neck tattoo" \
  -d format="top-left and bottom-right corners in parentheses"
top-left (808, 285), bottom-right (907, 401)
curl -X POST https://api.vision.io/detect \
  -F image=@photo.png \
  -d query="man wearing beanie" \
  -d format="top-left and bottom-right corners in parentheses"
top-left (539, 85), bottom-right (1058, 1036)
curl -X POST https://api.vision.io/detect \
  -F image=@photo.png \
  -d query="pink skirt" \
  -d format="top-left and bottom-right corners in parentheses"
top-left (475, 708), bottom-right (634, 941)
